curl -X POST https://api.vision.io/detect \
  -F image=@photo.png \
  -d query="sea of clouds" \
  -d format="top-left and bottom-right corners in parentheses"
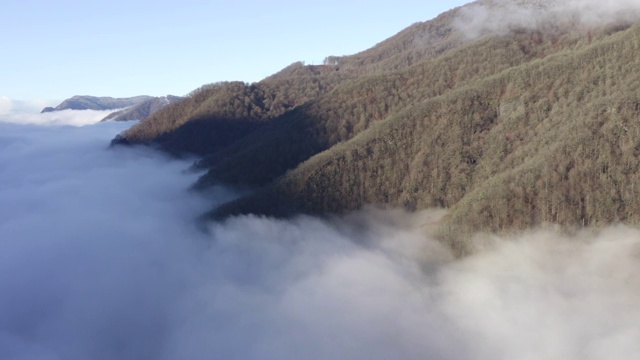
top-left (0, 108), bottom-right (639, 359)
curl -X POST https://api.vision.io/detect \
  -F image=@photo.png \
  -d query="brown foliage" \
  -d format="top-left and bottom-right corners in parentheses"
top-left (212, 23), bottom-right (640, 254)
top-left (113, 9), bottom-right (640, 254)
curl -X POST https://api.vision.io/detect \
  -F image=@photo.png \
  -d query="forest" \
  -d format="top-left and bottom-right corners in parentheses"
top-left (112, 1), bottom-right (640, 254)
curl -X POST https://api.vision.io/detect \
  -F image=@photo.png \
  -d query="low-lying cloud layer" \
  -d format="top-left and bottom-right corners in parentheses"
top-left (0, 96), bottom-right (111, 126)
top-left (1, 120), bottom-right (639, 359)
top-left (454, 0), bottom-right (640, 39)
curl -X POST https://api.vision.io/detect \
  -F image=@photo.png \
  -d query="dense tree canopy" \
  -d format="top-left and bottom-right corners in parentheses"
top-left (112, 3), bottom-right (640, 254)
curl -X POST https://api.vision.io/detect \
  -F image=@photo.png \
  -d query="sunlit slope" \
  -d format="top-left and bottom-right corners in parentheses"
top-left (111, 1), bottom-right (640, 252)
top-left (213, 23), bottom-right (640, 252)
top-left (193, 24), bottom-right (592, 187)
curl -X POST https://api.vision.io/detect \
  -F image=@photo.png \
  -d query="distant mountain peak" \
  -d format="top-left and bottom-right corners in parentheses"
top-left (41, 95), bottom-right (153, 113)
top-left (40, 94), bottom-right (182, 123)
top-left (100, 95), bottom-right (182, 122)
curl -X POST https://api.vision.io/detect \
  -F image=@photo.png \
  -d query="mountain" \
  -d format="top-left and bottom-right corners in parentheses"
top-left (41, 94), bottom-right (182, 123)
top-left (41, 95), bottom-right (153, 113)
top-left (111, 0), bottom-right (640, 254)
top-left (100, 95), bottom-right (183, 122)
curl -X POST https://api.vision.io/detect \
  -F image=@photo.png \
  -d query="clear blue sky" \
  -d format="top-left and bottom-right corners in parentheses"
top-left (1, 0), bottom-right (470, 101)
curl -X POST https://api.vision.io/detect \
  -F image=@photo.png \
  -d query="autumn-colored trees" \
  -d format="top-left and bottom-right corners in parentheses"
top-left (113, 5), bottom-right (640, 254)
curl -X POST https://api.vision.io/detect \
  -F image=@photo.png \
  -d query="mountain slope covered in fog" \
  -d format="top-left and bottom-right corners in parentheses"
top-left (42, 95), bottom-right (153, 113)
top-left (100, 95), bottom-right (183, 122)
top-left (112, 0), bottom-right (640, 253)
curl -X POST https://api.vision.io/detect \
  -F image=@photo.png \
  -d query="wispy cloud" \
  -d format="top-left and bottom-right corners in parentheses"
top-left (454, 0), bottom-right (640, 39)
top-left (0, 96), bottom-right (13, 115)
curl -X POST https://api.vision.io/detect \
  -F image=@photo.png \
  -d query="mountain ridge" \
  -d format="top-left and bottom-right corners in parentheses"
top-left (41, 94), bottom-right (183, 123)
top-left (100, 95), bottom-right (183, 122)
top-left (41, 95), bottom-right (153, 113)
top-left (111, 0), bottom-right (640, 254)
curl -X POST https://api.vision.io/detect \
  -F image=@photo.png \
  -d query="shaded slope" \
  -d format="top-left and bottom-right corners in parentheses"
top-left (114, 67), bottom-right (355, 156)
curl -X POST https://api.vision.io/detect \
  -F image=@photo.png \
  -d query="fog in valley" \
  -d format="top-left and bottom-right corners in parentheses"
top-left (0, 109), bottom-right (639, 359)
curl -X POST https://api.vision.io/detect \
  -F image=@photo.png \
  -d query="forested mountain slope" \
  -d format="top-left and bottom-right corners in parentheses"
top-left (192, 24), bottom-right (599, 188)
top-left (111, 4), bottom-right (471, 154)
top-left (112, 0), bottom-right (640, 254)
top-left (214, 22), bottom-right (640, 254)
top-left (113, 66), bottom-right (356, 155)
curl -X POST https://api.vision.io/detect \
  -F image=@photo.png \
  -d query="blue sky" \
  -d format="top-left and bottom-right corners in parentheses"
top-left (1, 1), bottom-right (470, 102)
